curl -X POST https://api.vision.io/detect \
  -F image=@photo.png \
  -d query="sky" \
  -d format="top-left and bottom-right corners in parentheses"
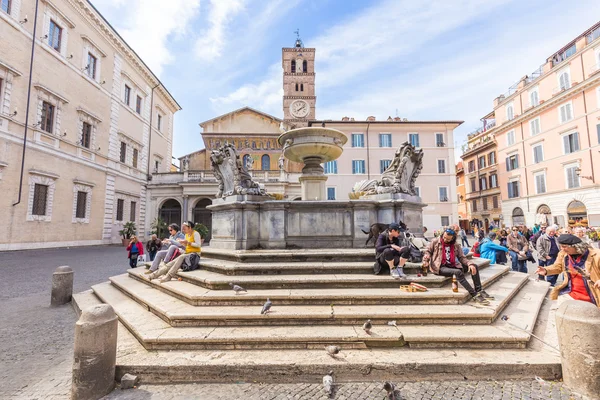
top-left (90, 0), bottom-right (599, 162)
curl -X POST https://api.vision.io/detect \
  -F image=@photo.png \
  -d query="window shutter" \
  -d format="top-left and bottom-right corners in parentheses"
top-left (573, 132), bottom-right (579, 151)
top-left (506, 157), bottom-right (510, 171)
top-left (508, 183), bottom-right (513, 198)
top-left (516, 182), bottom-right (520, 197)
top-left (352, 161), bottom-right (356, 174)
top-left (515, 154), bottom-right (519, 168)
top-left (560, 106), bottom-right (566, 123)
top-left (563, 135), bottom-right (570, 153)
top-left (566, 103), bottom-right (573, 120)
top-left (597, 124), bottom-right (600, 144)
top-left (567, 168), bottom-right (574, 188)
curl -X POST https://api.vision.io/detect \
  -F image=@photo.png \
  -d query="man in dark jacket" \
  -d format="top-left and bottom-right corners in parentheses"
top-left (374, 223), bottom-right (411, 279)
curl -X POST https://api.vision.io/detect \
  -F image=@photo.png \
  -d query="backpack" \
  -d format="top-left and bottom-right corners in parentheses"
top-left (181, 253), bottom-right (200, 272)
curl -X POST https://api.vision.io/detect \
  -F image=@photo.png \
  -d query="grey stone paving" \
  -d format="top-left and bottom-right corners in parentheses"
top-left (0, 246), bottom-right (589, 400)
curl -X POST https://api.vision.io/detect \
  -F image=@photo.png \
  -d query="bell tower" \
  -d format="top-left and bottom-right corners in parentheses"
top-left (282, 31), bottom-right (316, 127)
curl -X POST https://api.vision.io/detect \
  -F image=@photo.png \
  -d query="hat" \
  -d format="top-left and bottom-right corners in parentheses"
top-left (389, 223), bottom-right (400, 231)
top-left (557, 234), bottom-right (582, 246)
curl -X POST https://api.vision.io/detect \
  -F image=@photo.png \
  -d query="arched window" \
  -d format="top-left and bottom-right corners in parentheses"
top-left (302, 60), bottom-right (307, 72)
top-left (295, 83), bottom-right (298, 91)
top-left (291, 60), bottom-right (296, 73)
top-left (300, 83), bottom-right (304, 91)
top-left (252, 141), bottom-right (257, 149)
top-left (512, 207), bottom-right (525, 226)
top-left (261, 154), bottom-right (270, 171)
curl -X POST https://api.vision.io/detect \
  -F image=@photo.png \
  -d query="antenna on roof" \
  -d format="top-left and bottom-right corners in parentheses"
top-left (294, 29), bottom-right (304, 48)
top-left (395, 108), bottom-right (398, 117)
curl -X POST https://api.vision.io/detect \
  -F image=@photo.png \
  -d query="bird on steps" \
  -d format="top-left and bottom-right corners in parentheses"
top-left (325, 345), bottom-right (341, 357)
top-left (261, 298), bottom-right (272, 314)
top-left (229, 283), bottom-right (247, 295)
top-left (383, 382), bottom-right (397, 400)
top-left (363, 319), bottom-right (372, 335)
top-left (323, 370), bottom-right (334, 396)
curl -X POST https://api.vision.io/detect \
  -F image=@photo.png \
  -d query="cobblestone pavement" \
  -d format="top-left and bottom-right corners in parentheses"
top-left (0, 247), bottom-right (589, 400)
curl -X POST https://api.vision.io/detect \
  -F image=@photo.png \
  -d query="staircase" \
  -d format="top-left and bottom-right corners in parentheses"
top-left (73, 248), bottom-right (561, 384)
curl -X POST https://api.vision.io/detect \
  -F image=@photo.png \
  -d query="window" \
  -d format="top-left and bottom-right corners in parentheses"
top-left (352, 160), bottom-right (365, 174)
top-left (324, 160), bottom-right (337, 174)
top-left (563, 132), bottom-right (580, 154)
top-left (302, 60), bottom-right (307, 72)
top-left (506, 130), bottom-right (515, 146)
top-left (81, 122), bottom-right (91, 148)
top-left (530, 118), bottom-right (541, 136)
top-left (468, 160), bottom-right (475, 172)
top-left (438, 187), bottom-right (448, 202)
top-left (86, 53), bottom-right (97, 80)
top-left (157, 114), bottom-right (163, 131)
top-left (120, 142), bottom-right (126, 163)
top-left (437, 159), bottom-right (446, 174)
top-left (379, 133), bottom-right (392, 147)
top-left (408, 133), bottom-right (420, 147)
top-left (116, 199), bottom-right (124, 221)
top-left (488, 152), bottom-right (496, 165)
top-left (130, 201), bottom-right (137, 222)
top-left (136, 96), bottom-right (142, 114)
top-left (489, 174), bottom-right (498, 188)
top-left (327, 187), bottom-right (336, 200)
top-left (441, 216), bottom-right (450, 226)
top-left (470, 178), bottom-right (476, 192)
top-left (492, 196), bottom-right (499, 209)
top-left (41, 101), bottom-right (54, 133)
top-left (482, 197), bottom-right (488, 210)
top-left (559, 70), bottom-right (571, 91)
top-left (479, 176), bottom-right (487, 190)
top-left (506, 103), bottom-right (514, 121)
top-left (124, 85), bottom-right (131, 105)
top-left (261, 154), bottom-right (270, 170)
top-left (1, 0), bottom-right (10, 14)
top-left (559, 102), bottom-right (573, 123)
top-left (291, 60), bottom-right (296, 73)
top-left (351, 133), bottom-right (364, 147)
top-left (472, 199), bottom-right (477, 212)
top-left (75, 191), bottom-right (87, 219)
top-left (435, 133), bottom-right (445, 147)
top-left (32, 184), bottom-right (48, 215)
top-left (507, 181), bottom-right (520, 198)
top-left (154, 160), bottom-right (160, 172)
top-left (48, 20), bottom-right (62, 52)
top-left (132, 148), bottom-right (138, 168)
top-left (478, 156), bottom-right (486, 169)
top-left (534, 172), bottom-right (547, 194)
top-left (529, 87), bottom-right (539, 107)
top-left (565, 165), bottom-right (580, 189)
top-left (300, 83), bottom-right (304, 91)
top-left (295, 83), bottom-right (298, 91)
top-left (380, 159), bottom-right (391, 173)
top-left (506, 154), bottom-right (519, 171)
top-left (532, 144), bottom-right (544, 163)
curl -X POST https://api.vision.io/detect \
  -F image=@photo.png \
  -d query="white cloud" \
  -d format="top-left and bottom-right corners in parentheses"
top-left (92, 0), bottom-right (200, 77)
top-left (194, 0), bottom-right (246, 61)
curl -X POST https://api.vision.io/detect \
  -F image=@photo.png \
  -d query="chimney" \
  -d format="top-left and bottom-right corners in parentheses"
top-left (341, 116), bottom-right (349, 121)
top-left (387, 116), bottom-right (393, 121)
top-left (350, 117), bottom-right (355, 121)
top-left (366, 116), bottom-right (376, 121)
top-left (394, 117), bottom-right (401, 121)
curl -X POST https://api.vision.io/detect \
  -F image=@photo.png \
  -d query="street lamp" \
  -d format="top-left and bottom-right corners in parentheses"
top-left (575, 168), bottom-right (593, 181)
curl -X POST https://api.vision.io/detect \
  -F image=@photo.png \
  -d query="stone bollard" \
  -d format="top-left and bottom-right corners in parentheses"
top-left (72, 304), bottom-right (118, 400)
top-left (51, 266), bottom-right (74, 306)
top-left (555, 299), bottom-right (600, 398)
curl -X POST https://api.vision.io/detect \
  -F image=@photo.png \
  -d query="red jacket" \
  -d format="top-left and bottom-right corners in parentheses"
top-left (126, 242), bottom-right (144, 258)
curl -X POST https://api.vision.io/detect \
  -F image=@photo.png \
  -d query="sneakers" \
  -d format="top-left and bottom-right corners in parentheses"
top-left (390, 267), bottom-right (407, 279)
top-left (159, 275), bottom-right (172, 283)
top-left (143, 269), bottom-right (153, 275)
top-left (478, 290), bottom-right (494, 300)
top-left (471, 293), bottom-right (490, 305)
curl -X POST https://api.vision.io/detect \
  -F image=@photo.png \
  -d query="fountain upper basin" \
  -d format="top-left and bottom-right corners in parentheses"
top-left (277, 127), bottom-right (348, 163)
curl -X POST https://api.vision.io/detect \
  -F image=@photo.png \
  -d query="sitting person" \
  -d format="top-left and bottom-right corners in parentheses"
top-left (479, 232), bottom-right (508, 264)
top-left (422, 228), bottom-right (493, 305)
top-left (146, 224), bottom-right (185, 274)
top-left (374, 222), bottom-right (411, 279)
top-left (147, 221), bottom-right (202, 283)
top-left (146, 234), bottom-right (162, 261)
top-left (126, 236), bottom-right (144, 269)
top-left (471, 240), bottom-right (481, 258)
top-left (536, 234), bottom-right (600, 307)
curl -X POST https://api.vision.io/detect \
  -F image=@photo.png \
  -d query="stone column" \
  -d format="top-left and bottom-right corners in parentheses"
top-left (182, 195), bottom-right (189, 223)
top-left (299, 156), bottom-right (327, 201)
top-left (555, 299), bottom-right (600, 398)
top-left (72, 304), bottom-right (118, 400)
top-left (51, 266), bottom-right (73, 306)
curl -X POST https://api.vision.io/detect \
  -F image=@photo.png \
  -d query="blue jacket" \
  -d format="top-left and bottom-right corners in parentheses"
top-left (480, 238), bottom-right (508, 264)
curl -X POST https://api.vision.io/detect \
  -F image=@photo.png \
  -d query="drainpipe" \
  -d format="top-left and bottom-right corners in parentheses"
top-left (365, 122), bottom-right (371, 179)
top-left (518, 94), bottom-right (530, 214)
top-left (13, 0), bottom-right (41, 206)
top-left (146, 83), bottom-right (160, 180)
top-left (580, 57), bottom-right (595, 183)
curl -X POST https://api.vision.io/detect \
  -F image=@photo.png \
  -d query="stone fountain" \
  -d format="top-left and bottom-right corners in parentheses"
top-left (277, 127), bottom-right (347, 201)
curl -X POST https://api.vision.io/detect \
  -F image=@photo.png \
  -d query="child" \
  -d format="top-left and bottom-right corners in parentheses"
top-left (126, 236), bottom-right (144, 269)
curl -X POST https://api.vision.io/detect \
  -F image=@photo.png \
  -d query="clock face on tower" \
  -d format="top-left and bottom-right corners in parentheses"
top-left (289, 99), bottom-right (310, 118)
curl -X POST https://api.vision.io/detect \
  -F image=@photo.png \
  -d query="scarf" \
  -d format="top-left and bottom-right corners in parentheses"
top-left (560, 250), bottom-right (596, 305)
top-left (442, 240), bottom-right (455, 267)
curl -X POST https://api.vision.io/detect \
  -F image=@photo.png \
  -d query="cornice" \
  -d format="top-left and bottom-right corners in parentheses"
top-left (283, 48), bottom-right (315, 52)
top-left (283, 72), bottom-right (316, 76)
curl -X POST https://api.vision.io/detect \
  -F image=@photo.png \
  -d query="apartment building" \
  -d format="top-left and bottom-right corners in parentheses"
top-left (489, 22), bottom-right (600, 228)
top-left (456, 161), bottom-right (468, 231)
top-left (0, 0), bottom-right (180, 250)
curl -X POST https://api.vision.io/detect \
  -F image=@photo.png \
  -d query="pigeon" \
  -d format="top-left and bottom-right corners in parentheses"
top-left (261, 298), bottom-right (272, 314)
top-left (229, 282), bottom-right (247, 295)
top-left (383, 382), bottom-right (397, 400)
top-left (325, 345), bottom-right (341, 357)
top-left (387, 320), bottom-right (397, 327)
top-left (363, 319), bottom-right (372, 334)
top-left (323, 370), bottom-right (334, 396)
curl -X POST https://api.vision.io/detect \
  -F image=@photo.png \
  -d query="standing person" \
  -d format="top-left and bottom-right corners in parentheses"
top-left (574, 227), bottom-right (591, 245)
top-left (480, 232), bottom-right (508, 264)
top-left (422, 228), bottom-right (492, 305)
top-left (536, 226), bottom-right (560, 286)
top-left (459, 228), bottom-right (470, 247)
top-left (374, 223), bottom-right (411, 278)
top-left (126, 236), bottom-right (144, 269)
top-left (477, 227), bottom-right (485, 242)
top-left (146, 234), bottom-right (162, 262)
top-left (537, 234), bottom-right (600, 307)
top-left (507, 226), bottom-right (529, 273)
top-left (530, 224), bottom-right (547, 249)
top-left (146, 224), bottom-right (185, 274)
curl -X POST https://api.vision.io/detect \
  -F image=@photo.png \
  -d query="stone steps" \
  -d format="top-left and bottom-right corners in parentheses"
top-left (200, 248), bottom-right (377, 263)
top-left (124, 264), bottom-right (508, 306)
top-left (98, 269), bottom-right (525, 327)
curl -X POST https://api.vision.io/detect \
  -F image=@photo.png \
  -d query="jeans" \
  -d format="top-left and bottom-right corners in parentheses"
top-left (150, 244), bottom-right (180, 271)
top-left (540, 255), bottom-right (558, 286)
top-left (129, 255), bottom-right (138, 268)
top-left (149, 250), bottom-right (157, 261)
top-left (496, 250), bottom-right (507, 265)
top-left (461, 237), bottom-right (470, 247)
top-left (438, 265), bottom-right (482, 296)
top-left (509, 251), bottom-right (528, 273)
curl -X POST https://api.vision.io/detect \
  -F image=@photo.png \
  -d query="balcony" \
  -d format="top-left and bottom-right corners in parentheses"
top-left (552, 83), bottom-right (571, 96)
top-left (150, 170), bottom-right (295, 185)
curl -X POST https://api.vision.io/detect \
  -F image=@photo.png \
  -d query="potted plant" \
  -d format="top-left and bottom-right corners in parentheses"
top-left (194, 223), bottom-right (209, 244)
top-left (119, 221), bottom-right (137, 246)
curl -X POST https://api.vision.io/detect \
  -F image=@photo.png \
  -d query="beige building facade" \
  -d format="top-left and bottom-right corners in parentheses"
top-left (0, 0), bottom-right (180, 250)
